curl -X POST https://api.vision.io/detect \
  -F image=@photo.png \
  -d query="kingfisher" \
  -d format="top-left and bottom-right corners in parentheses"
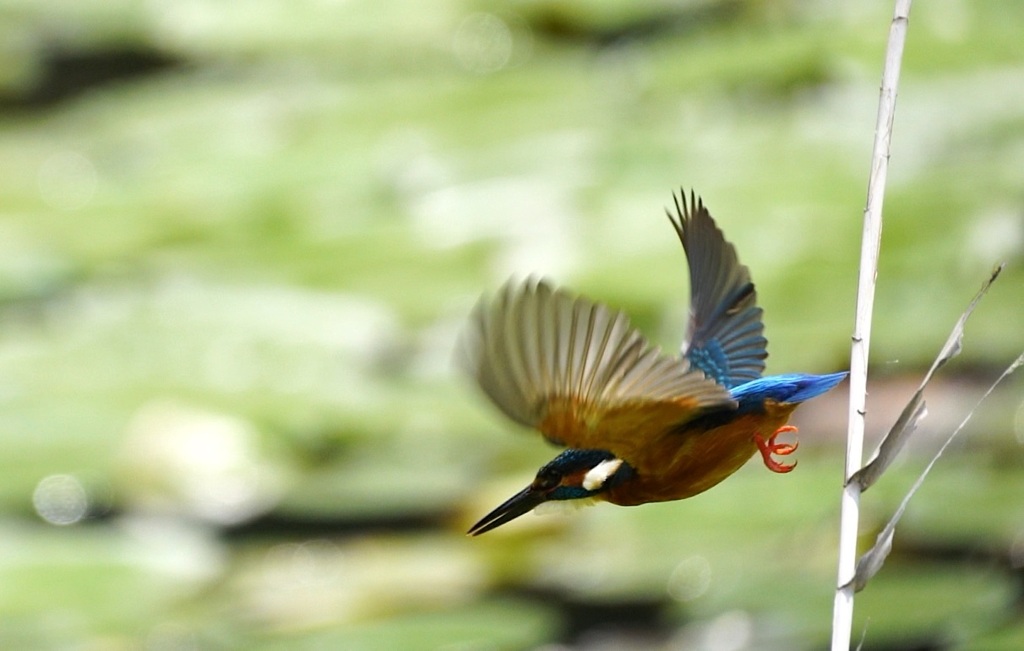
top-left (459, 190), bottom-right (846, 535)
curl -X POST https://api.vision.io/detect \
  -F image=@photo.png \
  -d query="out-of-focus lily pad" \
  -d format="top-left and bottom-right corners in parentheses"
top-left (222, 534), bottom-right (489, 630)
top-left (970, 622), bottom-right (1024, 651)
top-left (0, 0), bottom-right (1022, 648)
top-left (249, 598), bottom-right (558, 651)
top-left (851, 564), bottom-right (1016, 646)
top-left (0, 518), bottom-right (222, 645)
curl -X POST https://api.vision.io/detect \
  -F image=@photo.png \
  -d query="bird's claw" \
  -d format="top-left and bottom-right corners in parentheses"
top-left (753, 425), bottom-right (799, 474)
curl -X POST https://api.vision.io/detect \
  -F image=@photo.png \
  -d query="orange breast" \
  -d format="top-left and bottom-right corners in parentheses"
top-left (604, 401), bottom-right (799, 506)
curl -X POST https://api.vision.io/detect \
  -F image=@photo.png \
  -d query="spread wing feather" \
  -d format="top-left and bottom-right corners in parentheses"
top-left (668, 190), bottom-right (767, 388)
top-left (459, 278), bottom-right (734, 451)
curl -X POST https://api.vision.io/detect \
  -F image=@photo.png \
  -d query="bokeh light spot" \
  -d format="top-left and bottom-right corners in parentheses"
top-left (452, 13), bottom-right (514, 74)
top-left (33, 474), bottom-right (88, 525)
top-left (667, 555), bottom-right (712, 602)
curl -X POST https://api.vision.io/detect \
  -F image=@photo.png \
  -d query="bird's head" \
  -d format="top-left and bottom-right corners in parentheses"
top-left (467, 449), bottom-right (634, 536)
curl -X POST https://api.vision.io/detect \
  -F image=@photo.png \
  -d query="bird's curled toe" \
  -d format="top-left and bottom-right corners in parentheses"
top-left (753, 425), bottom-right (799, 474)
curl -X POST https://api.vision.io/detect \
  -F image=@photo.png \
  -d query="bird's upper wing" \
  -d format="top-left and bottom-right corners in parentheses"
top-left (668, 190), bottom-right (767, 388)
top-left (458, 278), bottom-right (735, 452)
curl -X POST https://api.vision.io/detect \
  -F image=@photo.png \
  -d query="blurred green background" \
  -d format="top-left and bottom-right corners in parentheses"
top-left (0, 0), bottom-right (1022, 649)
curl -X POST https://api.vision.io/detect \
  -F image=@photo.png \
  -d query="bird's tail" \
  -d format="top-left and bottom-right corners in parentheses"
top-left (730, 371), bottom-right (848, 407)
top-left (784, 371), bottom-right (848, 403)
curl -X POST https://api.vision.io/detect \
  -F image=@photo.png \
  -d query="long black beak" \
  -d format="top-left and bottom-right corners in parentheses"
top-left (467, 485), bottom-right (545, 536)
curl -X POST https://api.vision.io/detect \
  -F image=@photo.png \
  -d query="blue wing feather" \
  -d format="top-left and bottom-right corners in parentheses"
top-left (668, 191), bottom-right (767, 388)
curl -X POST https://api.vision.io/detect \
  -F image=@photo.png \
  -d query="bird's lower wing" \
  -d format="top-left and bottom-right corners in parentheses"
top-left (459, 278), bottom-right (735, 450)
top-left (541, 396), bottom-right (718, 454)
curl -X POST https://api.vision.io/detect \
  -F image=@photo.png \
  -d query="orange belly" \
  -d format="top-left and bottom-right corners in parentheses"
top-left (604, 402), bottom-right (798, 506)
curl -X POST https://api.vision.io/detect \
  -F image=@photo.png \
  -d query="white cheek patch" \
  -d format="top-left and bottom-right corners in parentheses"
top-left (582, 458), bottom-right (624, 491)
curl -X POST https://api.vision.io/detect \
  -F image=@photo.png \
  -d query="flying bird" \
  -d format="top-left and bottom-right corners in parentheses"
top-left (459, 190), bottom-right (846, 535)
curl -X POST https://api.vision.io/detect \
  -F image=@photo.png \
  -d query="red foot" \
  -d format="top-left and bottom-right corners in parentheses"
top-left (753, 425), bottom-right (799, 474)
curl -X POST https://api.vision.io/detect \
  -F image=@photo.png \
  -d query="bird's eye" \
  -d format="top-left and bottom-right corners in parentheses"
top-left (534, 470), bottom-right (560, 491)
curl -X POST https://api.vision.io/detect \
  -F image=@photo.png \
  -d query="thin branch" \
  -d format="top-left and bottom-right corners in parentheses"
top-left (831, 1), bottom-right (913, 649)
top-left (849, 266), bottom-right (1002, 492)
top-left (847, 351), bottom-right (1023, 592)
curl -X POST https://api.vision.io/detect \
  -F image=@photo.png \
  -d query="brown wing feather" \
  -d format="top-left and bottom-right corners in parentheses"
top-left (458, 278), bottom-right (735, 453)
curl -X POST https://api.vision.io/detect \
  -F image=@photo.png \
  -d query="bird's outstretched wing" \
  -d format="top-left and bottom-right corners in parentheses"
top-left (459, 278), bottom-right (734, 452)
top-left (668, 190), bottom-right (767, 388)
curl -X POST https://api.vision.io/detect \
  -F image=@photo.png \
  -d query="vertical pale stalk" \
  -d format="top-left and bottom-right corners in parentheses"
top-left (831, 1), bottom-right (912, 649)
